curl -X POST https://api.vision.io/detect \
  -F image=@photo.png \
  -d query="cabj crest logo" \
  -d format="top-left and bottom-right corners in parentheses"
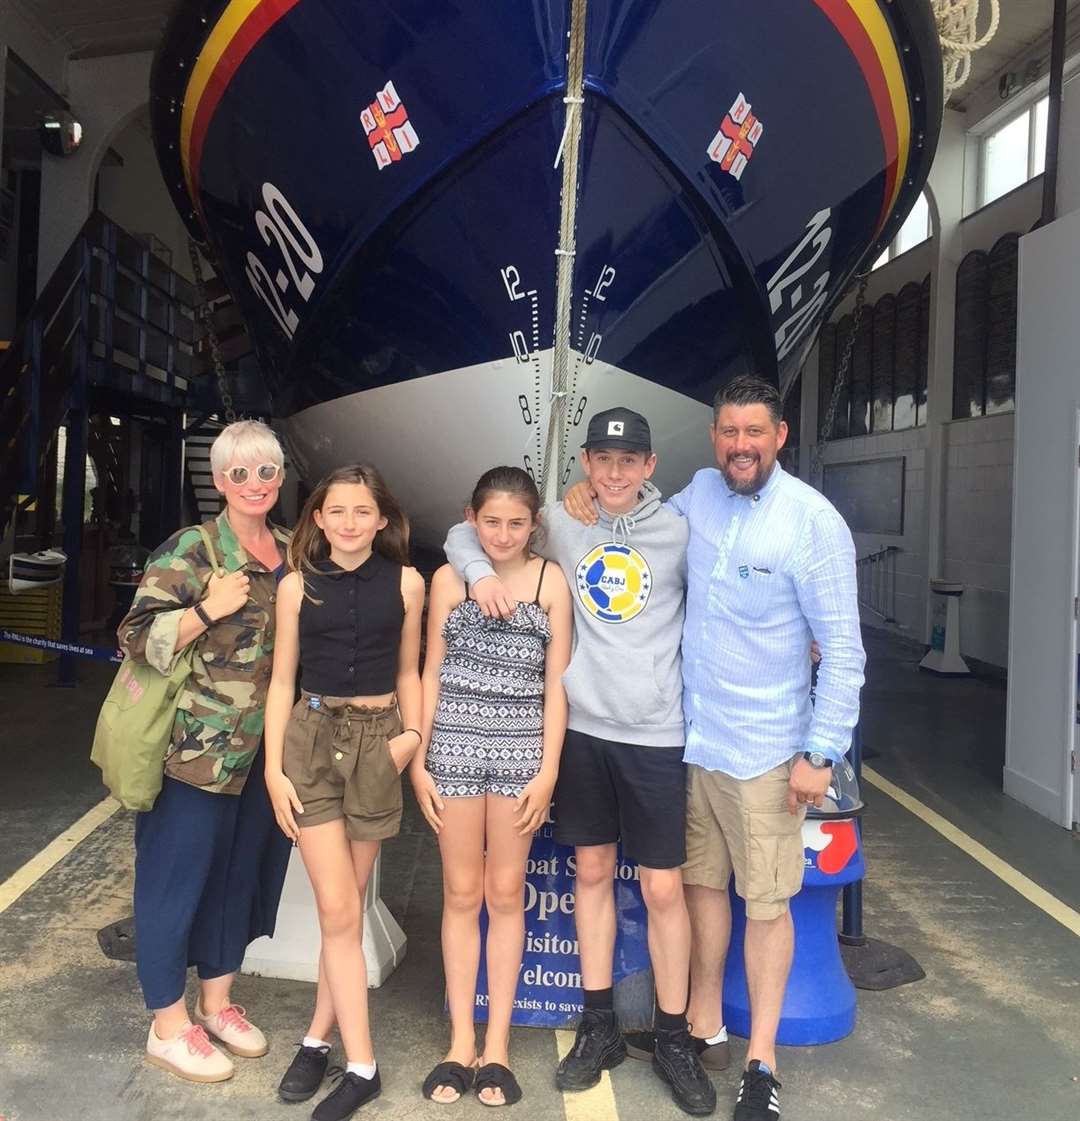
top-left (575, 543), bottom-right (652, 624)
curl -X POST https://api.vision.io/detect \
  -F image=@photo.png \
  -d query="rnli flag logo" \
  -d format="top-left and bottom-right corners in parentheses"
top-left (707, 93), bottom-right (763, 181)
top-left (361, 81), bottom-right (420, 170)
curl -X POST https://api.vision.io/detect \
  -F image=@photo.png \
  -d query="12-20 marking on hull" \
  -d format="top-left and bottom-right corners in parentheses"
top-left (245, 182), bottom-right (324, 341)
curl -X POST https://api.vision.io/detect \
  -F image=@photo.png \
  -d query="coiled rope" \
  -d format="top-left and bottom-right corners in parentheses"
top-left (933, 0), bottom-right (1002, 99)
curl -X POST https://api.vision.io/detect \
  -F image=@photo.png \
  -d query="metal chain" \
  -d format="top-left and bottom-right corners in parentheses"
top-left (187, 239), bottom-right (237, 424)
top-left (812, 269), bottom-right (870, 480)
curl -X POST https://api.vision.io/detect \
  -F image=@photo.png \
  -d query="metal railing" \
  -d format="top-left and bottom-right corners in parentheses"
top-left (0, 211), bottom-right (201, 541)
top-left (856, 545), bottom-right (900, 624)
top-left (0, 211), bottom-right (204, 683)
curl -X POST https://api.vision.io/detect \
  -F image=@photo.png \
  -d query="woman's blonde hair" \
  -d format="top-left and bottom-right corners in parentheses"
top-left (209, 419), bottom-right (285, 478)
top-left (288, 464), bottom-right (410, 577)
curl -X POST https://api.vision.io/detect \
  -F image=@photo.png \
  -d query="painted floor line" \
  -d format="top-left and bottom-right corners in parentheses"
top-left (555, 1028), bottom-right (620, 1121)
top-left (0, 795), bottom-right (120, 916)
top-left (862, 765), bottom-right (1080, 938)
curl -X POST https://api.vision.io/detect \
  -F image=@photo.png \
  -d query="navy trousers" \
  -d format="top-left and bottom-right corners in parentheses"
top-left (133, 749), bottom-right (290, 1009)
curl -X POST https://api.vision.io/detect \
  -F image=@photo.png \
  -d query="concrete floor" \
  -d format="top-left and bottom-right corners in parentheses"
top-left (1, 633), bottom-right (1079, 1121)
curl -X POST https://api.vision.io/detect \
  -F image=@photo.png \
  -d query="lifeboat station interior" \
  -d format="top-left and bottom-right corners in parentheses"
top-left (0, 3), bottom-right (1079, 1121)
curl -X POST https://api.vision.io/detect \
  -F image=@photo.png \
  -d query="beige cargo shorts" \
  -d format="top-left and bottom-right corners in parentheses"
top-left (682, 758), bottom-right (806, 920)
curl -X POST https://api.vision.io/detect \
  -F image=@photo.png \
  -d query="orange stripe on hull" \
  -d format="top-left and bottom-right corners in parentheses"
top-left (813, 0), bottom-right (912, 234)
top-left (181, 0), bottom-right (303, 202)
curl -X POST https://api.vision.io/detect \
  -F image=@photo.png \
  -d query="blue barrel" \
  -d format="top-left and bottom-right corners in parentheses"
top-left (722, 816), bottom-right (866, 1046)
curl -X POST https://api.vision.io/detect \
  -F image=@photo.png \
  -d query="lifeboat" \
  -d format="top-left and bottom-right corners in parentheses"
top-left (152, 0), bottom-right (942, 543)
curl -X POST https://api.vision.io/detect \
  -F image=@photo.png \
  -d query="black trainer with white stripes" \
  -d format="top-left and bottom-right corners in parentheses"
top-left (733, 1060), bottom-right (781, 1121)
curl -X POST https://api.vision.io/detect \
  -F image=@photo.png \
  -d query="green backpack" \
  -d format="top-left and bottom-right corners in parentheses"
top-left (91, 524), bottom-right (223, 811)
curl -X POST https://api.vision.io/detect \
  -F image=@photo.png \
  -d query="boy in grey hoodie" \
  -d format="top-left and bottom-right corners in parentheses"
top-left (443, 408), bottom-right (715, 1116)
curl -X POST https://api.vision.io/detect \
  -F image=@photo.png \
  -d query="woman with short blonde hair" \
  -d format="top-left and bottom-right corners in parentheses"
top-left (120, 418), bottom-right (293, 1085)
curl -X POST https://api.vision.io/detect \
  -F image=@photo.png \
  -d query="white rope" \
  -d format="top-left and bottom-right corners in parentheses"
top-left (542, 0), bottom-right (589, 504)
top-left (932, 0), bottom-right (1001, 99)
top-left (553, 96), bottom-right (585, 169)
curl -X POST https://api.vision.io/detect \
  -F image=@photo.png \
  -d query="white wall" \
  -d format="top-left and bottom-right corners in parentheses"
top-left (36, 52), bottom-right (153, 289)
top-left (942, 414), bottom-right (1014, 667)
top-left (96, 114), bottom-right (195, 279)
top-left (1056, 73), bottom-right (1080, 218)
top-left (1006, 210), bottom-right (1080, 828)
top-left (820, 428), bottom-right (929, 638)
top-left (959, 176), bottom-right (1041, 249)
top-left (0, 2), bottom-right (67, 99)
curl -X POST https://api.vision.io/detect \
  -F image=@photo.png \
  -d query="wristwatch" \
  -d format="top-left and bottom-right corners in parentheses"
top-left (803, 750), bottom-right (833, 769)
top-left (193, 602), bottom-right (215, 628)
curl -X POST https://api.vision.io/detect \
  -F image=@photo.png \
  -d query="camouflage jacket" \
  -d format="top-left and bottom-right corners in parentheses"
top-left (119, 510), bottom-right (290, 795)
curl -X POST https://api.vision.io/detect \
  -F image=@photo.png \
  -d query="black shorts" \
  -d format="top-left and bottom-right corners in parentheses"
top-left (553, 729), bottom-right (687, 869)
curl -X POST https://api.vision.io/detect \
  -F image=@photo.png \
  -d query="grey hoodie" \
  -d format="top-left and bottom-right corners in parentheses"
top-left (443, 481), bottom-right (689, 747)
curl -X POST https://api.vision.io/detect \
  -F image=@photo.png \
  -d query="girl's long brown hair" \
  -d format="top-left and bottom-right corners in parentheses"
top-left (288, 464), bottom-right (410, 578)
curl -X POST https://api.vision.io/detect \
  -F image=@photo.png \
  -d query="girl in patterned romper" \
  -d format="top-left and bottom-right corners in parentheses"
top-left (413, 467), bottom-right (572, 1107)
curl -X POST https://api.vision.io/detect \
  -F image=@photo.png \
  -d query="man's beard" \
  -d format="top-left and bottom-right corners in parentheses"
top-left (721, 455), bottom-right (769, 495)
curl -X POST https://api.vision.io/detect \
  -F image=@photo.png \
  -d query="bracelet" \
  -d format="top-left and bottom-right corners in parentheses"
top-left (404, 727), bottom-right (422, 744)
top-left (193, 602), bottom-right (214, 628)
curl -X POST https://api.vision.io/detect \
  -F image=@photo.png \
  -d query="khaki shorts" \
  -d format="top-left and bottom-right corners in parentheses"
top-left (682, 759), bottom-right (806, 920)
top-left (283, 693), bottom-right (403, 842)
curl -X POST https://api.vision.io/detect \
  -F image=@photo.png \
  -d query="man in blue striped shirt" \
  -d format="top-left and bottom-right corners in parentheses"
top-left (673, 375), bottom-right (864, 1121)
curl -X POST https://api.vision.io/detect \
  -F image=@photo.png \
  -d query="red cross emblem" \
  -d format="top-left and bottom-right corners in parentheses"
top-left (707, 93), bottom-right (764, 181)
top-left (361, 81), bottom-right (420, 170)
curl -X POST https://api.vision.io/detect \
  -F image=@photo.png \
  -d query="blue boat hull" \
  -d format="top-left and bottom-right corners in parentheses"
top-left (152, 0), bottom-right (941, 542)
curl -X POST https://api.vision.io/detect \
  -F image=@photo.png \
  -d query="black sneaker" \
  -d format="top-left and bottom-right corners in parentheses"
top-left (626, 1029), bottom-right (731, 1071)
top-left (733, 1060), bottom-right (781, 1121)
top-left (555, 1008), bottom-right (627, 1091)
top-left (279, 1044), bottom-right (331, 1103)
top-left (652, 1028), bottom-right (718, 1116)
top-left (311, 1068), bottom-right (381, 1121)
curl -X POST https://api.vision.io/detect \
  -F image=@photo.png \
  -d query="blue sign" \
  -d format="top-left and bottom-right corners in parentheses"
top-left (472, 822), bottom-right (651, 1029)
top-left (0, 629), bottom-right (122, 662)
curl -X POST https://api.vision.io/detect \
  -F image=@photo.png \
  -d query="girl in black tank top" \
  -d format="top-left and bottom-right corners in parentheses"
top-left (263, 465), bottom-right (425, 1114)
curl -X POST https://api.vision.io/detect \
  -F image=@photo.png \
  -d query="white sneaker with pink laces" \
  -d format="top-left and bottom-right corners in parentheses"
top-left (193, 1001), bottom-right (269, 1058)
top-left (145, 1022), bottom-right (234, 1083)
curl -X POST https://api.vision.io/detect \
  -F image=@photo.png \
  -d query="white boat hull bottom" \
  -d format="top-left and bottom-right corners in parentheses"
top-left (284, 352), bottom-right (716, 548)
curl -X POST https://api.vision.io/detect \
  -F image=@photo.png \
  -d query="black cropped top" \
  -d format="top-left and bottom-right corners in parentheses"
top-left (299, 551), bottom-right (403, 697)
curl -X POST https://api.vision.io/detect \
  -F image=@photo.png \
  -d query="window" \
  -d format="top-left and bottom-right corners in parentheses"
top-left (818, 276), bottom-right (930, 439)
top-left (952, 235), bottom-right (1019, 418)
top-left (871, 191), bottom-right (931, 270)
top-left (979, 96), bottom-right (1049, 207)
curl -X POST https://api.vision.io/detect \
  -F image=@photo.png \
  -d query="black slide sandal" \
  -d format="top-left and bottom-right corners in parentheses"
top-left (475, 1063), bottom-right (523, 1107)
top-left (422, 1061), bottom-right (476, 1102)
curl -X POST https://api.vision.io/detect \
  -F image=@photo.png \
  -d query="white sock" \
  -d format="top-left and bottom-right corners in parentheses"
top-left (347, 1060), bottom-right (377, 1080)
top-left (303, 1035), bottom-right (330, 1050)
top-left (704, 1026), bottom-right (729, 1045)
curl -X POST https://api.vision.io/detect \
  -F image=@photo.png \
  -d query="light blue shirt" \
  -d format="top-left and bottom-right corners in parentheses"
top-left (670, 463), bottom-right (865, 779)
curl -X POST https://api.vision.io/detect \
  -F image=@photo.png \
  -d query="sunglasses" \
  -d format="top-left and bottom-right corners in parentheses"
top-left (224, 463), bottom-right (281, 486)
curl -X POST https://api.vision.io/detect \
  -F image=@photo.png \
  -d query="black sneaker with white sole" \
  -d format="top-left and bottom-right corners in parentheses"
top-left (651, 1027), bottom-right (717, 1116)
top-left (555, 1008), bottom-right (627, 1091)
top-left (733, 1060), bottom-right (781, 1121)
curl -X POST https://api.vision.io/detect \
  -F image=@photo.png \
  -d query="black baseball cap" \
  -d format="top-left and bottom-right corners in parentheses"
top-left (581, 407), bottom-right (652, 453)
